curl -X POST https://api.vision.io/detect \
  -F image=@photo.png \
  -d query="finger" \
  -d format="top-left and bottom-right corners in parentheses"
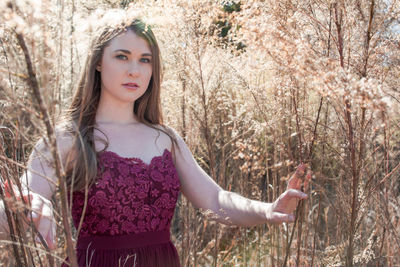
top-left (40, 198), bottom-right (53, 218)
top-left (31, 211), bottom-right (40, 221)
top-left (271, 213), bottom-right (295, 224)
top-left (288, 168), bottom-right (313, 191)
top-left (295, 164), bottom-right (307, 178)
top-left (40, 219), bottom-right (56, 250)
top-left (301, 170), bottom-right (312, 191)
top-left (287, 174), bottom-right (301, 189)
top-left (30, 195), bottom-right (44, 215)
top-left (37, 199), bottom-right (53, 228)
top-left (37, 217), bottom-right (52, 248)
top-left (48, 220), bottom-right (57, 250)
top-left (28, 194), bottom-right (56, 249)
top-left (47, 209), bottom-right (57, 250)
top-left (283, 189), bottom-right (308, 200)
top-left (287, 165), bottom-right (307, 188)
top-left (39, 199), bottom-right (56, 249)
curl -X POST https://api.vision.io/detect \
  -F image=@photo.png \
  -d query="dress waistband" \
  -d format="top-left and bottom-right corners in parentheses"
top-left (76, 230), bottom-right (171, 250)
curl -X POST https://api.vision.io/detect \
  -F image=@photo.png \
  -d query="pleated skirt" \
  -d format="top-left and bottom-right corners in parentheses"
top-left (61, 230), bottom-right (180, 267)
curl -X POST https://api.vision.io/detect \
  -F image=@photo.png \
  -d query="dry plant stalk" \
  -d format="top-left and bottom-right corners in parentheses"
top-left (0, 0), bottom-right (399, 266)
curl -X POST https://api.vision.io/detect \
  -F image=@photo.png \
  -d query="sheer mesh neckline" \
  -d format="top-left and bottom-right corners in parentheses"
top-left (99, 148), bottom-right (171, 167)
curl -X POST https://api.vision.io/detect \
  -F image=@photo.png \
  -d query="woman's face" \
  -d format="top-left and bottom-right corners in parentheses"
top-left (97, 30), bottom-right (153, 106)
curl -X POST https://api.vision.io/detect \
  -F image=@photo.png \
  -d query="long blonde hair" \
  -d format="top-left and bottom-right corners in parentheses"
top-left (64, 18), bottom-right (177, 192)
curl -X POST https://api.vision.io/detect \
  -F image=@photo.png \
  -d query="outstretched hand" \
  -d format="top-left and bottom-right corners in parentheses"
top-left (287, 163), bottom-right (312, 192)
top-left (266, 164), bottom-right (312, 224)
top-left (4, 180), bottom-right (56, 250)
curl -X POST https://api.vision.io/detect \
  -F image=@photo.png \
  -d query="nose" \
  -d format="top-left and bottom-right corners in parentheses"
top-left (127, 62), bottom-right (140, 77)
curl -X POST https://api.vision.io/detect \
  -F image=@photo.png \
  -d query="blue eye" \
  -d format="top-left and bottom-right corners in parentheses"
top-left (116, 54), bottom-right (128, 60)
top-left (140, 58), bottom-right (151, 63)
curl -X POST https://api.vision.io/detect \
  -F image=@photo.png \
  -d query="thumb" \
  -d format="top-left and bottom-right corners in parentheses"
top-left (274, 189), bottom-right (307, 215)
top-left (283, 189), bottom-right (308, 200)
top-left (270, 213), bottom-right (295, 224)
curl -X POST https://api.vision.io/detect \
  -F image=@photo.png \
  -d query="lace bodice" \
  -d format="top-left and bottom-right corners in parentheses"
top-left (71, 149), bottom-right (181, 237)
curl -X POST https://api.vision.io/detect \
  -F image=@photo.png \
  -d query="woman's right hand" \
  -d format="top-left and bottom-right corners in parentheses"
top-left (285, 164), bottom-right (311, 210)
top-left (30, 192), bottom-right (57, 249)
top-left (4, 181), bottom-right (56, 250)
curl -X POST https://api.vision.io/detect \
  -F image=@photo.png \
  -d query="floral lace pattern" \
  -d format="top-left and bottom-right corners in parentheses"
top-left (71, 149), bottom-right (181, 237)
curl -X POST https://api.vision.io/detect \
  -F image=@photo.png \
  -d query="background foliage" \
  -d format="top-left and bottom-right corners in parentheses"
top-left (0, 0), bottom-right (399, 266)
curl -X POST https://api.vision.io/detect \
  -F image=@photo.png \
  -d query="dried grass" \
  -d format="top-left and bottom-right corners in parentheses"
top-left (0, 0), bottom-right (399, 266)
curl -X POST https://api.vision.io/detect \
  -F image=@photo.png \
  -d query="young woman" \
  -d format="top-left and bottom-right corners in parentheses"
top-left (1, 13), bottom-right (311, 267)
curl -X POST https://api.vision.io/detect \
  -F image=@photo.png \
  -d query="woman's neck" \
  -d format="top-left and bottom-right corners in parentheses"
top-left (96, 97), bottom-right (139, 124)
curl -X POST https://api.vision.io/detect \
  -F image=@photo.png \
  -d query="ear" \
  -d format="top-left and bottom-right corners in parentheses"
top-left (96, 63), bottom-right (101, 72)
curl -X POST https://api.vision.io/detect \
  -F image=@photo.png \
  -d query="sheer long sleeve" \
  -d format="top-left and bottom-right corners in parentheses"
top-left (0, 129), bottom-right (73, 246)
top-left (169, 126), bottom-right (309, 227)
top-left (0, 202), bottom-right (8, 235)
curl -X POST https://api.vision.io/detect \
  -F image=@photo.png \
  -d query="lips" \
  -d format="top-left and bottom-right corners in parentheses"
top-left (122, 83), bottom-right (139, 89)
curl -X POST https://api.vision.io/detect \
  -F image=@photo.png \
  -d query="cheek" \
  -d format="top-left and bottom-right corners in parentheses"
top-left (101, 69), bottom-right (113, 88)
top-left (101, 60), bottom-right (120, 84)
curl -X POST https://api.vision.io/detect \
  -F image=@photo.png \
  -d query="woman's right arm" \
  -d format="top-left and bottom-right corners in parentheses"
top-left (0, 127), bottom-right (74, 249)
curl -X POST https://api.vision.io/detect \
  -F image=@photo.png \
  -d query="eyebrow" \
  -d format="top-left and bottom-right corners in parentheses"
top-left (113, 49), bottom-right (152, 56)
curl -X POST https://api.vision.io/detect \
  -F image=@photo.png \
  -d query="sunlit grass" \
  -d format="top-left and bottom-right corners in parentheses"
top-left (1, 0), bottom-right (399, 266)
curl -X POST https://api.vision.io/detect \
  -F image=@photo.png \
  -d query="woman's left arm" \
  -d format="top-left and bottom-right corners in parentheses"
top-left (169, 128), bottom-right (310, 227)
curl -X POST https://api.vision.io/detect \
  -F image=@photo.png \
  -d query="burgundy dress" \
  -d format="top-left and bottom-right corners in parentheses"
top-left (62, 149), bottom-right (181, 267)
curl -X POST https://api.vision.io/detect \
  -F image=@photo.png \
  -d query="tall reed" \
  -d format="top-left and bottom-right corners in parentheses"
top-left (0, 0), bottom-right (399, 266)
